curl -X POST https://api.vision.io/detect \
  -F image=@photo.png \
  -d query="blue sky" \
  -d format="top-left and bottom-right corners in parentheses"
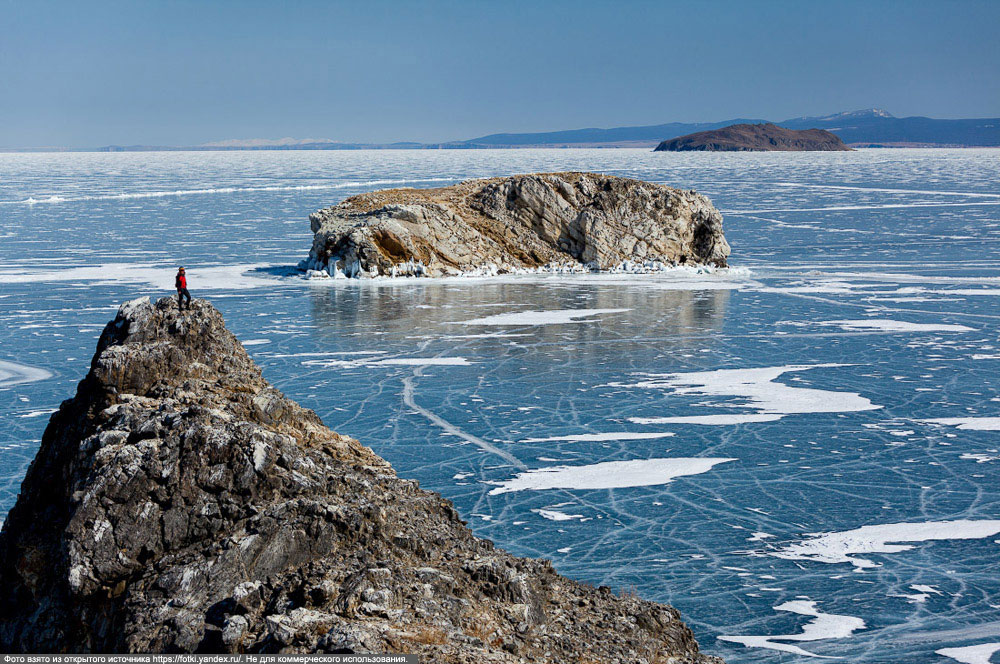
top-left (1, 0), bottom-right (998, 147)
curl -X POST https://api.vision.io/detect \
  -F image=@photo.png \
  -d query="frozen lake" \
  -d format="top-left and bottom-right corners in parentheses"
top-left (2, 148), bottom-right (999, 662)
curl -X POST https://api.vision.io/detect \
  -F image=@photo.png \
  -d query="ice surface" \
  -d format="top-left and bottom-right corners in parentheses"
top-left (773, 520), bottom-right (1000, 569)
top-left (719, 600), bottom-right (866, 658)
top-left (457, 308), bottom-right (629, 326)
top-left (0, 263), bottom-right (286, 291)
top-left (4, 148), bottom-right (1000, 663)
top-left (487, 457), bottom-right (735, 494)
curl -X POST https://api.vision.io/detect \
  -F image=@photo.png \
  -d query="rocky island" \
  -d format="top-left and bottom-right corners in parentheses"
top-left (301, 172), bottom-right (729, 278)
top-left (655, 123), bottom-right (852, 152)
top-left (0, 297), bottom-right (722, 662)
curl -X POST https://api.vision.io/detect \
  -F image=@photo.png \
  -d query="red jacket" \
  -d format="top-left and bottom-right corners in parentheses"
top-left (176, 274), bottom-right (187, 290)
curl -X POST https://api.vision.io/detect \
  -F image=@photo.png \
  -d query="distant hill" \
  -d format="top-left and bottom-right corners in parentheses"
top-left (777, 109), bottom-right (1000, 147)
top-left (654, 123), bottom-right (852, 152)
top-left (452, 119), bottom-right (767, 148)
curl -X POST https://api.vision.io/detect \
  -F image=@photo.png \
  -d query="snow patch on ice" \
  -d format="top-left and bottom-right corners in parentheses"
top-left (629, 414), bottom-right (783, 426)
top-left (518, 431), bottom-right (675, 443)
top-left (787, 319), bottom-right (975, 333)
top-left (611, 364), bottom-right (880, 419)
top-left (487, 457), bottom-right (735, 495)
top-left (773, 520), bottom-right (1000, 569)
top-left (532, 508), bottom-right (585, 521)
top-left (0, 360), bottom-right (53, 388)
top-left (936, 643), bottom-right (1000, 664)
top-left (718, 600), bottom-right (865, 658)
top-left (924, 418), bottom-right (1000, 431)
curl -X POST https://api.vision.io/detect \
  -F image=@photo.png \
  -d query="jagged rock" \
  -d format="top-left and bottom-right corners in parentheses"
top-left (301, 172), bottom-right (729, 278)
top-left (0, 297), bottom-right (722, 662)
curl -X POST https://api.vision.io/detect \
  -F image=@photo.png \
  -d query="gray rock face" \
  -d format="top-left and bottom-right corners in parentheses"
top-left (0, 297), bottom-right (722, 662)
top-left (302, 172), bottom-right (730, 278)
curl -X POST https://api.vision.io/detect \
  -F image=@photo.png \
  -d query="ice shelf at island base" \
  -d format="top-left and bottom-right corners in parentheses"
top-left (299, 256), bottom-right (728, 280)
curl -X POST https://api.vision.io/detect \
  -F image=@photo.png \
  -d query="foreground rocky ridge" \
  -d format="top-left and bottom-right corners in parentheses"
top-left (655, 123), bottom-right (852, 152)
top-left (0, 297), bottom-right (721, 662)
top-left (302, 172), bottom-right (729, 278)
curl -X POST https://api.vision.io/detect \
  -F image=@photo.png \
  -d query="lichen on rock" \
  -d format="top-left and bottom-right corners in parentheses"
top-left (301, 172), bottom-right (730, 278)
top-left (0, 296), bottom-right (722, 662)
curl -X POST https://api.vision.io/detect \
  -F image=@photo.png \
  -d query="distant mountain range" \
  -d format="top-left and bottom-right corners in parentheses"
top-left (6, 109), bottom-right (999, 152)
top-left (452, 109), bottom-right (1000, 148)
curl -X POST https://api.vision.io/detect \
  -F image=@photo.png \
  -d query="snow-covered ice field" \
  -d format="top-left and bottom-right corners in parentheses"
top-left (2, 148), bottom-right (1000, 662)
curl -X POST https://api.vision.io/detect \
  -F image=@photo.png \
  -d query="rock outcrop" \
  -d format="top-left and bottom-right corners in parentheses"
top-left (655, 123), bottom-right (852, 152)
top-left (301, 172), bottom-right (729, 278)
top-left (0, 297), bottom-right (721, 663)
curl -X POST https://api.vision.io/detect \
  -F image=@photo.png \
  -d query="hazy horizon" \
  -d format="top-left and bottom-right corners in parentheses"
top-left (2, 0), bottom-right (999, 148)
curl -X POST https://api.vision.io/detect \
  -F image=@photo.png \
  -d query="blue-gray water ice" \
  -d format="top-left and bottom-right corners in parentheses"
top-left (2, 148), bottom-right (999, 662)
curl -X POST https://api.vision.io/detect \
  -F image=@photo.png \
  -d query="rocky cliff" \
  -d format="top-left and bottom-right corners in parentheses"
top-left (0, 297), bottom-right (721, 663)
top-left (301, 172), bottom-right (729, 278)
top-left (654, 123), bottom-right (852, 152)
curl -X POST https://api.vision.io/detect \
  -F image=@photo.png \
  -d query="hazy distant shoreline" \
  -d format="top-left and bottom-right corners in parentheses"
top-left (5, 109), bottom-right (999, 152)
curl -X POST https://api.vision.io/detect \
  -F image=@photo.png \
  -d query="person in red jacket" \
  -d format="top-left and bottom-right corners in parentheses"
top-left (175, 266), bottom-right (191, 310)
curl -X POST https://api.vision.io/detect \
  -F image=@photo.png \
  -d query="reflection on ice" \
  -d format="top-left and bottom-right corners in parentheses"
top-left (457, 308), bottom-right (629, 326)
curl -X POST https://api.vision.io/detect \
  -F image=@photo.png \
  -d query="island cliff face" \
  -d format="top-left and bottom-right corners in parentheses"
top-left (0, 297), bottom-right (722, 663)
top-left (301, 172), bottom-right (729, 278)
top-left (655, 123), bottom-right (852, 152)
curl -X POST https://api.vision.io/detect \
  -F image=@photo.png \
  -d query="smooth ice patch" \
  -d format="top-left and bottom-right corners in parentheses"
top-left (629, 414), bottom-right (783, 426)
top-left (719, 600), bottom-right (865, 658)
top-left (0, 360), bottom-right (53, 388)
top-left (487, 457), bottom-right (734, 495)
top-left (936, 643), bottom-right (1000, 664)
top-left (457, 308), bottom-right (629, 326)
top-left (518, 431), bottom-right (676, 443)
top-left (612, 364), bottom-right (880, 418)
top-left (303, 356), bottom-right (472, 368)
top-left (773, 520), bottom-right (1000, 570)
top-left (924, 418), bottom-right (1000, 431)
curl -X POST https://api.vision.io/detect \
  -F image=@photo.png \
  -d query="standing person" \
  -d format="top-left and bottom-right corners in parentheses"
top-left (175, 267), bottom-right (191, 310)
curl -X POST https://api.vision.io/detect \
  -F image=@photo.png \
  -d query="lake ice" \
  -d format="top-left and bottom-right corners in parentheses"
top-left (2, 148), bottom-right (999, 662)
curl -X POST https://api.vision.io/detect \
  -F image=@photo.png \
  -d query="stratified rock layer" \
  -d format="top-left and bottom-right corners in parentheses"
top-left (0, 297), bottom-right (721, 663)
top-left (302, 172), bottom-right (729, 277)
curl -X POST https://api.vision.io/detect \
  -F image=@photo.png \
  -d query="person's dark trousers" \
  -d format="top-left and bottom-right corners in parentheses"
top-left (177, 288), bottom-right (191, 309)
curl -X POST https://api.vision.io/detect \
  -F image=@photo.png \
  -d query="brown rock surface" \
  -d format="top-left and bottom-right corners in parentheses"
top-left (302, 172), bottom-right (729, 277)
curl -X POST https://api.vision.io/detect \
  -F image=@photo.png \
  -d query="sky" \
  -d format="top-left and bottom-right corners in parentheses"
top-left (1, 0), bottom-right (998, 147)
